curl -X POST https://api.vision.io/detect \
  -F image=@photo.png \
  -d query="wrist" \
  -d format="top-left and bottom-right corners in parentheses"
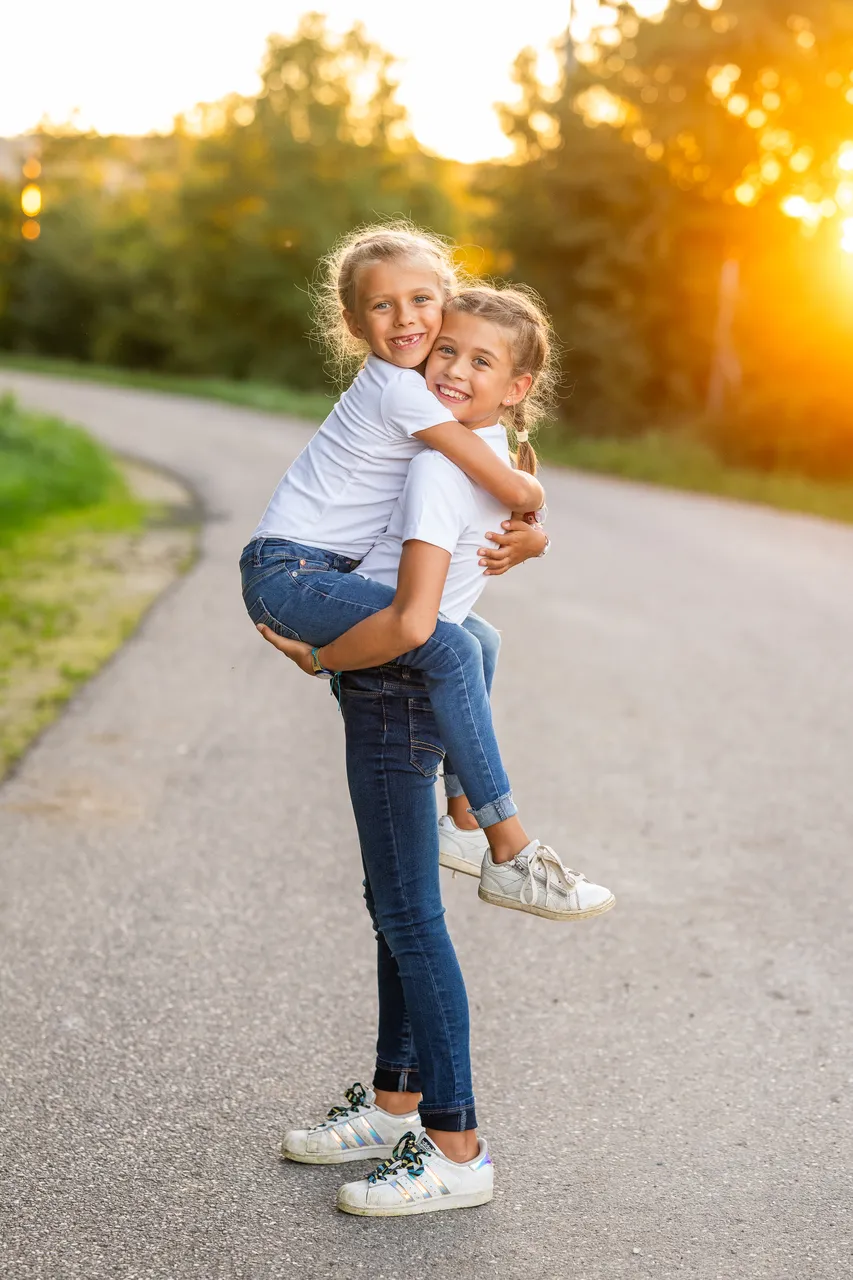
top-left (311, 646), bottom-right (336, 678)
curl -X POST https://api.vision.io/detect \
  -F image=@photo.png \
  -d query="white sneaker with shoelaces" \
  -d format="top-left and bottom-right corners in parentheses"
top-left (437, 814), bottom-right (489, 877)
top-left (337, 1131), bottom-right (494, 1217)
top-left (281, 1083), bottom-right (419, 1164)
top-left (479, 840), bottom-right (615, 920)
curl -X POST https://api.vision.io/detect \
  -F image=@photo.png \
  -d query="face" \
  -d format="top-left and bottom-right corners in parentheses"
top-left (345, 259), bottom-right (445, 368)
top-left (425, 310), bottom-right (533, 431)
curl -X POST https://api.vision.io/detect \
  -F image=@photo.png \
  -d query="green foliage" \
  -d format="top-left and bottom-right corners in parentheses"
top-left (487, 1), bottom-right (853, 474)
top-left (0, 393), bottom-right (127, 536)
top-left (0, 15), bottom-right (461, 389)
top-left (2, 6), bottom-right (853, 483)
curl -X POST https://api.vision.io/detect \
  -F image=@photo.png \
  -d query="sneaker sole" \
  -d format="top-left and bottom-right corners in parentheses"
top-left (337, 1187), bottom-right (494, 1216)
top-left (282, 1144), bottom-right (396, 1165)
top-left (438, 850), bottom-right (482, 878)
top-left (478, 887), bottom-right (616, 921)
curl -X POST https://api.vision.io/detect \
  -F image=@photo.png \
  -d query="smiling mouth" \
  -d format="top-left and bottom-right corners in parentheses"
top-left (435, 383), bottom-right (471, 403)
top-left (389, 333), bottom-right (426, 349)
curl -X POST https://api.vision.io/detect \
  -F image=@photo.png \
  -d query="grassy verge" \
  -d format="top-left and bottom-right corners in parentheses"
top-left (0, 352), bottom-right (332, 422)
top-left (0, 396), bottom-right (196, 777)
top-left (539, 429), bottom-right (853, 527)
top-left (4, 352), bottom-right (853, 528)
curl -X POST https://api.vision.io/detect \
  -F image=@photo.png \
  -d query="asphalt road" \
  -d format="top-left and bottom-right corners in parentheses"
top-left (1, 372), bottom-right (852, 1280)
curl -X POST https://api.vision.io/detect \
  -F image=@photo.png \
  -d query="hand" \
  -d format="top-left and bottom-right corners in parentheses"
top-left (478, 519), bottom-right (549, 576)
top-left (256, 624), bottom-right (316, 676)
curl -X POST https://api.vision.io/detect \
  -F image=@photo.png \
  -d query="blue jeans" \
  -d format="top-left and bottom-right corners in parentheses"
top-left (445, 613), bottom-right (501, 800)
top-left (240, 537), bottom-right (516, 827)
top-left (342, 665), bottom-right (476, 1131)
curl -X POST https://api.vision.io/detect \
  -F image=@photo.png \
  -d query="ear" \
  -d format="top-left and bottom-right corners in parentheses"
top-left (343, 310), bottom-right (365, 341)
top-left (503, 372), bottom-right (533, 407)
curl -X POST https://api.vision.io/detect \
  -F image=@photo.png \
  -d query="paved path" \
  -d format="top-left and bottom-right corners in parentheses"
top-left (1, 372), bottom-right (852, 1280)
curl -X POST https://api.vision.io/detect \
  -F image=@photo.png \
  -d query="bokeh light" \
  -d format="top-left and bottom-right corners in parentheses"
top-left (21, 220), bottom-right (41, 241)
top-left (21, 184), bottom-right (42, 217)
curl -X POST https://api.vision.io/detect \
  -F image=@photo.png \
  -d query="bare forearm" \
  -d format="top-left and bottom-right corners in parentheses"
top-left (416, 421), bottom-right (545, 510)
top-left (318, 606), bottom-right (425, 672)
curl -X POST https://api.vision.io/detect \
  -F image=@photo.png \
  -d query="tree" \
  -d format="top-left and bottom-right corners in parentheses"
top-left (487, 1), bottom-right (853, 473)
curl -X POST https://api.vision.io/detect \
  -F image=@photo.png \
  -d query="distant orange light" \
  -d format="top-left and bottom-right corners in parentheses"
top-left (22, 157), bottom-right (41, 180)
top-left (22, 219), bottom-right (40, 241)
top-left (21, 184), bottom-right (41, 217)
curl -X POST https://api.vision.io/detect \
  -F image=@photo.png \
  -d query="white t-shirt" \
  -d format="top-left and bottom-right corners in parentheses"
top-left (356, 424), bottom-right (511, 624)
top-left (252, 355), bottom-right (453, 558)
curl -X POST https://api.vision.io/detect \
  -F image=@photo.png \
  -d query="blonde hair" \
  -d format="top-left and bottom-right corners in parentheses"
top-left (312, 220), bottom-right (460, 386)
top-left (444, 285), bottom-right (559, 475)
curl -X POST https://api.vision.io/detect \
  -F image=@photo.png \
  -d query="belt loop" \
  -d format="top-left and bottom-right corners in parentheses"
top-left (254, 536), bottom-right (265, 566)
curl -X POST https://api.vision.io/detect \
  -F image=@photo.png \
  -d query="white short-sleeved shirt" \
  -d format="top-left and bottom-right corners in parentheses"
top-left (252, 355), bottom-right (453, 558)
top-left (356, 424), bottom-right (511, 624)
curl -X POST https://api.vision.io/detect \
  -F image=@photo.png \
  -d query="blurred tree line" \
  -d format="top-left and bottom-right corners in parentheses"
top-left (2, 5), bottom-right (853, 477)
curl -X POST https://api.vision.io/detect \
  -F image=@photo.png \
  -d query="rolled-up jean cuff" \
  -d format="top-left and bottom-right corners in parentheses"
top-left (373, 1063), bottom-right (422, 1095)
top-left (470, 790), bottom-right (517, 828)
top-left (443, 771), bottom-right (465, 799)
top-left (418, 1101), bottom-right (478, 1133)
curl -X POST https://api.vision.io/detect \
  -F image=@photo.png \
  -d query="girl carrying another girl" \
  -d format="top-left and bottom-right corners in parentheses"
top-left (261, 284), bottom-right (611, 1216)
top-left (242, 224), bottom-right (613, 917)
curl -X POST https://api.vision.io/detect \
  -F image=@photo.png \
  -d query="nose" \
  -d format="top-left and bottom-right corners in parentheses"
top-left (394, 302), bottom-right (416, 327)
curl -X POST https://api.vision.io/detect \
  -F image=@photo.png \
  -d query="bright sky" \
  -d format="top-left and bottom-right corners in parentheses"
top-left (0, 1), bottom-right (589, 162)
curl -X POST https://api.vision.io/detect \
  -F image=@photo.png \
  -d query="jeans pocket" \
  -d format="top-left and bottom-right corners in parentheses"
top-left (246, 594), bottom-right (302, 641)
top-left (408, 698), bottom-right (445, 777)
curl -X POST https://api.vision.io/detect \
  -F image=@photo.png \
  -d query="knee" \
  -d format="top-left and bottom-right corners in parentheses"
top-left (431, 619), bottom-right (482, 666)
top-left (375, 903), bottom-right (448, 954)
top-left (476, 621), bottom-right (501, 672)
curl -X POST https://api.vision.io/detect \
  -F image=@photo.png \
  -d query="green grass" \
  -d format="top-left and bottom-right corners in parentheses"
top-left (4, 351), bottom-right (853, 527)
top-left (0, 352), bottom-right (332, 423)
top-left (0, 396), bottom-right (188, 776)
top-left (539, 429), bottom-right (853, 526)
top-left (0, 391), bottom-right (129, 539)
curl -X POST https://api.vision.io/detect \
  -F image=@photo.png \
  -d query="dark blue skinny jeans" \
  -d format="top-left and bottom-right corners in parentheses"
top-left (342, 665), bottom-right (476, 1131)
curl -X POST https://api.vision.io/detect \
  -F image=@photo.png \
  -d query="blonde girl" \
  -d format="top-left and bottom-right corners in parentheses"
top-left (244, 225), bottom-right (542, 866)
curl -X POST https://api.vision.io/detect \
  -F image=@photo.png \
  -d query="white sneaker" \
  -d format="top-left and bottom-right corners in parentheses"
top-left (337, 1131), bottom-right (494, 1217)
top-left (438, 815), bottom-right (488, 878)
top-left (281, 1083), bottom-right (419, 1165)
top-left (479, 841), bottom-right (615, 921)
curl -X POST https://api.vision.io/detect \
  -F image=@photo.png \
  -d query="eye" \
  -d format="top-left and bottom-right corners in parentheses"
top-left (473, 356), bottom-right (490, 368)
top-left (413, 294), bottom-right (432, 304)
top-left (437, 344), bottom-right (454, 355)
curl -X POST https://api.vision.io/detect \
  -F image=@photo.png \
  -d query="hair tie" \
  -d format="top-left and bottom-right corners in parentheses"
top-left (515, 429), bottom-right (529, 443)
